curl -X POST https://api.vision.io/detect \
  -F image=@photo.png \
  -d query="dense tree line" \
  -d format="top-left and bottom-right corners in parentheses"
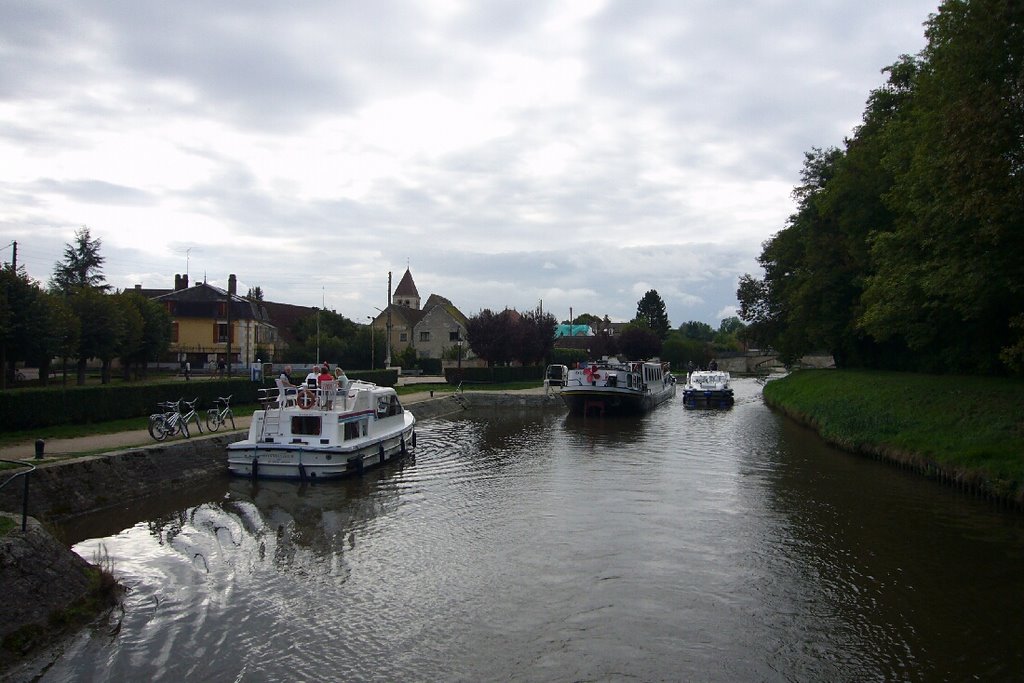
top-left (1, 227), bottom-right (172, 387)
top-left (738, 0), bottom-right (1023, 374)
top-left (287, 307), bottom-right (381, 370)
top-left (466, 308), bottom-right (558, 366)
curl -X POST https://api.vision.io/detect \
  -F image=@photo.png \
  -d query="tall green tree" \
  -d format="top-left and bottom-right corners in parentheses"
top-left (517, 309), bottom-right (558, 365)
top-left (49, 226), bottom-right (110, 294)
top-left (0, 267), bottom-right (75, 387)
top-left (70, 286), bottom-right (124, 384)
top-left (618, 323), bottom-right (662, 360)
top-left (466, 309), bottom-right (519, 366)
top-left (117, 292), bottom-right (172, 379)
top-left (635, 290), bottom-right (670, 339)
top-left (680, 320), bottom-right (715, 341)
top-left (860, 0), bottom-right (1024, 373)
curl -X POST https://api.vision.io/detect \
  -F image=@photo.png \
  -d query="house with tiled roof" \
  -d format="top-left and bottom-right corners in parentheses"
top-left (152, 274), bottom-right (279, 369)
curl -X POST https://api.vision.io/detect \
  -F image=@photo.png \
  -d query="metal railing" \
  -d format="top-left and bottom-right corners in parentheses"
top-left (0, 460), bottom-right (36, 532)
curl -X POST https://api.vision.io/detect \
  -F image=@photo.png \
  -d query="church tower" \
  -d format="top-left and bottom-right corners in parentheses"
top-left (392, 268), bottom-right (421, 309)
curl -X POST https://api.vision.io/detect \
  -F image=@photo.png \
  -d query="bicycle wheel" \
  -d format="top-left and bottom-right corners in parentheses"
top-left (206, 409), bottom-right (221, 432)
top-left (148, 415), bottom-right (169, 442)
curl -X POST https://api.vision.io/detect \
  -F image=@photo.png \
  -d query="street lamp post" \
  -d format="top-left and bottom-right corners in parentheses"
top-left (457, 338), bottom-right (463, 383)
top-left (366, 316), bottom-right (375, 369)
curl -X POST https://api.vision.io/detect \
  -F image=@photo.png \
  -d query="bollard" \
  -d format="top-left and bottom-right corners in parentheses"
top-left (430, 390), bottom-right (434, 397)
top-left (34, 439), bottom-right (44, 460)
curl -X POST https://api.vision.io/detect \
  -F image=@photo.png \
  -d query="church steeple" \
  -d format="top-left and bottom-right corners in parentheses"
top-left (392, 268), bottom-right (421, 309)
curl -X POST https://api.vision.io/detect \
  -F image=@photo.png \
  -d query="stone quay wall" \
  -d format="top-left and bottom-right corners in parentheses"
top-left (0, 433), bottom-right (244, 524)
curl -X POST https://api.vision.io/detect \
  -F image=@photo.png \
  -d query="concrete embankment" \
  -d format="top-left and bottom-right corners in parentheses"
top-left (0, 433), bottom-right (245, 523)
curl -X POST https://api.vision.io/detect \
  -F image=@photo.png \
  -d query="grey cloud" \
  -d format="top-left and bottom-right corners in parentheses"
top-left (31, 178), bottom-right (156, 206)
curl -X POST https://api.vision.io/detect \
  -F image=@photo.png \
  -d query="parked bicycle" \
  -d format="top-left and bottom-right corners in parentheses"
top-left (148, 399), bottom-right (189, 441)
top-left (180, 397), bottom-right (204, 436)
top-left (206, 395), bottom-right (236, 432)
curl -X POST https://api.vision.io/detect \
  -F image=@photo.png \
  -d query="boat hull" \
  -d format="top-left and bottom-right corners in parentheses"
top-left (227, 421), bottom-right (416, 480)
top-left (682, 370), bottom-right (734, 409)
top-left (682, 388), bottom-right (734, 409)
top-left (562, 385), bottom-right (675, 416)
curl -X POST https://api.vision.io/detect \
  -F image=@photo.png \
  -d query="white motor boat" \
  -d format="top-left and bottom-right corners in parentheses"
top-left (227, 378), bottom-right (416, 480)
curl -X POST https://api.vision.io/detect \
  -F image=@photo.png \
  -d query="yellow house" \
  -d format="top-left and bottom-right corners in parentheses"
top-left (154, 274), bottom-right (278, 370)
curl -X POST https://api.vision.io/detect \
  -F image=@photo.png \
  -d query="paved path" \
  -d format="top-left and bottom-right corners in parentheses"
top-left (0, 388), bottom-right (551, 461)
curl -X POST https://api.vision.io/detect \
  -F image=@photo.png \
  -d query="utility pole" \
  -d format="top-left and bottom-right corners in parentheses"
top-left (385, 271), bottom-right (392, 368)
top-left (226, 283), bottom-right (232, 377)
top-left (10, 241), bottom-right (16, 270)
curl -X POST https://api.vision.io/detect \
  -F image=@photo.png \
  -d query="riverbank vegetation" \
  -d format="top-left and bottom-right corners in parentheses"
top-left (738, 0), bottom-right (1023, 375)
top-left (764, 370), bottom-right (1024, 503)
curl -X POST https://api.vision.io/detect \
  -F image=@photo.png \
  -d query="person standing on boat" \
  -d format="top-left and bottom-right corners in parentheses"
top-left (709, 359), bottom-right (718, 371)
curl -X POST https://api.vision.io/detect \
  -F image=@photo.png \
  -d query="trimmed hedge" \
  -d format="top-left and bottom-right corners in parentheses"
top-left (0, 369), bottom-right (400, 431)
top-left (0, 379), bottom-right (267, 431)
top-left (443, 365), bottom-right (544, 385)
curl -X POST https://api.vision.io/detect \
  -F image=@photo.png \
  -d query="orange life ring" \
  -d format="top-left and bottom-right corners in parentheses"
top-left (297, 388), bottom-right (316, 409)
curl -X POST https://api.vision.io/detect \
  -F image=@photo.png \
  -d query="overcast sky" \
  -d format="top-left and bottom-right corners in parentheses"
top-left (1, 0), bottom-right (938, 328)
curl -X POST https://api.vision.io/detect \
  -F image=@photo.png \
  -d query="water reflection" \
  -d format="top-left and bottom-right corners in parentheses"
top-left (19, 380), bottom-right (1024, 682)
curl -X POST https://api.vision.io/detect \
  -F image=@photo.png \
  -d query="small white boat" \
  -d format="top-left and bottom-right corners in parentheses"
top-left (227, 379), bottom-right (416, 480)
top-left (682, 370), bottom-right (734, 408)
top-left (561, 358), bottom-right (675, 416)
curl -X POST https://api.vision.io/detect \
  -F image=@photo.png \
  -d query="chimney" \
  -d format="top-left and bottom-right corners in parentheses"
top-left (174, 274), bottom-right (182, 290)
top-left (228, 274), bottom-right (237, 296)
top-left (134, 284), bottom-right (142, 291)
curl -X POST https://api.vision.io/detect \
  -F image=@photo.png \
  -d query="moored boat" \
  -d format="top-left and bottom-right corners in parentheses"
top-left (227, 378), bottom-right (416, 480)
top-left (682, 370), bottom-right (734, 408)
top-left (561, 358), bottom-right (675, 416)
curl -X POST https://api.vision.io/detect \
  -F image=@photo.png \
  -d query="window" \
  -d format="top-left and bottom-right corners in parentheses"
top-left (449, 331), bottom-right (460, 342)
top-left (291, 415), bottom-right (321, 435)
top-left (419, 331), bottom-right (430, 342)
top-left (400, 332), bottom-right (408, 342)
top-left (216, 323), bottom-right (230, 343)
top-left (171, 322), bottom-right (179, 343)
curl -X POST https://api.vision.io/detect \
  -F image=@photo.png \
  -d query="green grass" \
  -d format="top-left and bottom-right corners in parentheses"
top-left (764, 370), bottom-right (1024, 499)
top-left (0, 516), bottom-right (15, 537)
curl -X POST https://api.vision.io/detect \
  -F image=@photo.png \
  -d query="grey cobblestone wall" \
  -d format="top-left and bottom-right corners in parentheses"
top-left (0, 434), bottom-right (243, 523)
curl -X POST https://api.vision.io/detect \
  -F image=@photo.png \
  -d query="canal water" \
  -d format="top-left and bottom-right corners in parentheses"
top-left (22, 379), bottom-right (1024, 681)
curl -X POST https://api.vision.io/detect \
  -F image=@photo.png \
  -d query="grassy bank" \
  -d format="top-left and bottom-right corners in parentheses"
top-left (763, 370), bottom-right (1024, 504)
